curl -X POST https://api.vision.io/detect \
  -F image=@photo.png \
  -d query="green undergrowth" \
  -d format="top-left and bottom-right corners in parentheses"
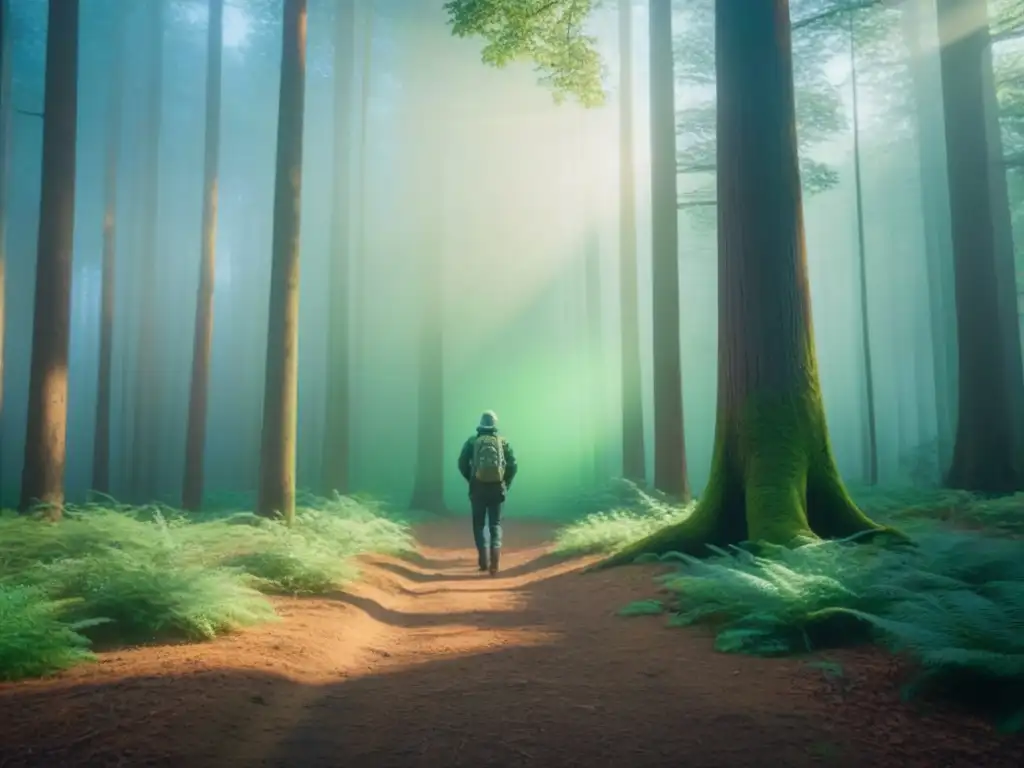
top-left (550, 480), bottom-right (695, 554)
top-left (848, 483), bottom-right (1024, 535)
top-left (558, 482), bottom-right (1024, 728)
top-left (0, 493), bottom-right (414, 681)
top-left (515, 478), bottom-right (686, 525)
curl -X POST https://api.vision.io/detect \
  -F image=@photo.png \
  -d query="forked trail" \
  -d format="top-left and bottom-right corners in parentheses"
top-left (0, 520), bottom-right (1020, 767)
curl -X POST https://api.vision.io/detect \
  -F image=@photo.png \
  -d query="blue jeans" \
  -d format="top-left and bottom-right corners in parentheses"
top-left (471, 498), bottom-right (503, 555)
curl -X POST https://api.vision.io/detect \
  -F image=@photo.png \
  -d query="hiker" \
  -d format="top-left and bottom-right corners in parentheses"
top-left (457, 410), bottom-right (518, 575)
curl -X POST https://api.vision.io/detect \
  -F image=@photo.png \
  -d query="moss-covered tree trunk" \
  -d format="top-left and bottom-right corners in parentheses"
top-left (937, 0), bottom-right (1022, 492)
top-left (257, 0), bottom-right (308, 523)
top-left (19, 0), bottom-right (79, 516)
top-left (618, 0), bottom-right (645, 483)
top-left (648, 0), bottom-right (690, 500)
top-left (320, 0), bottom-right (355, 497)
top-left (92, 0), bottom-right (125, 497)
top-left (599, 0), bottom-right (884, 566)
top-left (182, 0), bottom-right (224, 512)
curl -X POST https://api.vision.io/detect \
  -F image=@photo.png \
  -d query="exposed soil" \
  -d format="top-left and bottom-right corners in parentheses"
top-left (1, 519), bottom-right (1021, 767)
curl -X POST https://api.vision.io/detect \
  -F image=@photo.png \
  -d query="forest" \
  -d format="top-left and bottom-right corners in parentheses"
top-left (1, 0), bottom-right (1024, 765)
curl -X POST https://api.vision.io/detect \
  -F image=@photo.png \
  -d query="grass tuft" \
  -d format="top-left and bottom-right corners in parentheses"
top-left (551, 480), bottom-right (694, 555)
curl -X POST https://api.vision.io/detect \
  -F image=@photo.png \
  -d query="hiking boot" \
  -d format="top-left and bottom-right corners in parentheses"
top-left (477, 551), bottom-right (488, 571)
top-left (488, 548), bottom-right (500, 576)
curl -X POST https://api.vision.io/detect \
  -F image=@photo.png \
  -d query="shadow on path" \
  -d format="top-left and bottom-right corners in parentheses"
top-left (0, 520), bottom-right (1020, 768)
top-left (373, 552), bottom-right (570, 585)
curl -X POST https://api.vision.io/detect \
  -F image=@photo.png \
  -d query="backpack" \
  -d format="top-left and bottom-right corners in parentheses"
top-left (472, 434), bottom-right (506, 483)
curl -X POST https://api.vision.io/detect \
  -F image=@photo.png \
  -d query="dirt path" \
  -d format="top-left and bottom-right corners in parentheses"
top-left (1, 520), bottom-right (1021, 767)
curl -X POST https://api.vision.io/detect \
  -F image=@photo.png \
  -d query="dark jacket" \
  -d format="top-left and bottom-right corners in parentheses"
top-left (458, 428), bottom-right (518, 500)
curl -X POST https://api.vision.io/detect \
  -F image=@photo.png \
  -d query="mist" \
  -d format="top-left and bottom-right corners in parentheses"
top-left (1, 0), bottom-right (1022, 513)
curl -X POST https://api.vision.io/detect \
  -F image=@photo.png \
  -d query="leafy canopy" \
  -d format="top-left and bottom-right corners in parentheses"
top-left (444, 0), bottom-right (606, 106)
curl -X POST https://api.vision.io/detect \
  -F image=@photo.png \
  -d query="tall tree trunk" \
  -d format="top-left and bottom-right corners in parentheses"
top-left (980, 16), bottom-right (1024, 464)
top-left (409, 146), bottom-right (447, 515)
top-left (19, 0), bottom-right (80, 516)
top-left (937, 0), bottom-right (1021, 491)
top-left (350, 1), bottom-right (374, 487)
top-left (648, 0), bottom-right (690, 500)
top-left (182, 0), bottom-right (224, 511)
top-left (408, 266), bottom-right (447, 513)
top-left (130, 0), bottom-right (165, 502)
top-left (912, 299), bottom-right (936, 482)
top-left (901, 0), bottom-right (956, 472)
top-left (0, 0), bottom-right (10, 425)
top-left (848, 11), bottom-right (878, 485)
top-left (92, 1), bottom-right (125, 496)
top-left (600, 0), bottom-right (886, 566)
top-left (321, 0), bottom-right (356, 497)
top-left (585, 221), bottom-right (605, 481)
top-left (407, 16), bottom-right (447, 516)
top-left (618, 0), bottom-right (645, 483)
top-left (242, 197), bottom-right (264, 491)
top-left (257, 0), bottom-right (308, 523)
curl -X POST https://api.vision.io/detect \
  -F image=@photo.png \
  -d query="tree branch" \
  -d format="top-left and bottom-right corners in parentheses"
top-left (792, 0), bottom-right (881, 31)
top-left (528, 0), bottom-right (559, 19)
top-left (564, 0), bottom-right (585, 43)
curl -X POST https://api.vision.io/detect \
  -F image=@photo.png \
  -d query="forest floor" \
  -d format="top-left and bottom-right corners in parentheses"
top-left (0, 519), bottom-right (1021, 768)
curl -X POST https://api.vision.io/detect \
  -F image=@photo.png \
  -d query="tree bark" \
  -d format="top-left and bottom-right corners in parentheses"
top-left (648, 0), bottom-right (690, 500)
top-left (980, 17), bottom-right (1024, 466)
top-left (599, 0), bottom-right (886, 566)
top-left (182, 0), bottom-right (224, 511)
top-left (19, 0), bottom-right (80, 516)
top-left (257, 0), bottom-right (308, 523)
top-left (130, 0), bottom-right (165, 502)
top-left (848, 11), bottom-right (878, 485)
top-left (937, 0), bottom-right (1021, 492)
top-left (92, 0), bottom-right (126, 497)
top-left (320, 0), bottom-right (356, 497)
top-left (618, 0), bottom-right (645, 482)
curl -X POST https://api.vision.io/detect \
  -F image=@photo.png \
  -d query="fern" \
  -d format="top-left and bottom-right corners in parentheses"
top-left (0, 586), bottom-right (101, 680)
top-left (0, 493), bottom-right (415, 680)
top-left (558, 484), bottom-right (1024, 722)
